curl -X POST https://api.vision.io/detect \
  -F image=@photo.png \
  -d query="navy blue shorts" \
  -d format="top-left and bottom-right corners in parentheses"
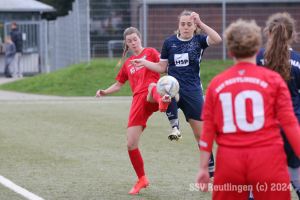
top-left (177, 89), bottom-right (204, 122)
top-left (280, 115), bottom-right (300, 168)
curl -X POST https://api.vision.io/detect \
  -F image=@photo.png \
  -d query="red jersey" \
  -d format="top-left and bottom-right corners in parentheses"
top-left (200, 62), bottom-right (300, 156)
top-left (116, 47), bottom-right (160, 95)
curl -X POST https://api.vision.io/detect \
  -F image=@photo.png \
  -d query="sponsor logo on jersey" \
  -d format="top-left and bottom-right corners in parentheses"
top-left (130, 66), bottom-right (144, 74)
top-left (128, 55), bottom-right (146, 74)
top-left (174, 53), bottom-right (189, 67)
top-left (171, 44), bottom-right (177, 47)
top-left (238, 70), bottom-right (245, 75)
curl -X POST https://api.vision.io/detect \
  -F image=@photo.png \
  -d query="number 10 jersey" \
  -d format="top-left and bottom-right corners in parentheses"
top-left (199, 62), bottom-right (300, 156)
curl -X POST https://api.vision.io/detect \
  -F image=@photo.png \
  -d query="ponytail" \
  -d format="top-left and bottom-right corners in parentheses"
top-left (116, 43), bottom-right (129, 68)
top-left (263, 13), bottom-right (295, 84)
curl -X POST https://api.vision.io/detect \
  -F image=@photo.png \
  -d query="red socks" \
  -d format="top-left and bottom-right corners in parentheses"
top-left (128, 148), bottom-right (145, 179)
top-left (151, 85), bottom-right (161, 103)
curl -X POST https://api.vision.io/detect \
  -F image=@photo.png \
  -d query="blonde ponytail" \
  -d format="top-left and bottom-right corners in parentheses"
top-left (117, 43), bottom-right (129, 68)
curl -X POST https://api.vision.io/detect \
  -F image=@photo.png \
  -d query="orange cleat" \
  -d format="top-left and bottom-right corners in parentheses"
top-left (159, 94), bottom-right (171, 112)
top-left (129, 176), bottom-right (149, 194)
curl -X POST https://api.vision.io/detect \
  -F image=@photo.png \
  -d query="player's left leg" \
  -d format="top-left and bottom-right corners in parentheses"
top-left (248, 145), bottom-right (291, 200)
top-left (189, 119), bottom-right (215, 178)
top-left (289, 167), bottom-right (300, 198)
top-left (127, 93), bottom-right (157, 195)
top-left (182, 88), bottom-right (215, 179)
top-left (127, 125), bottom-right (149, 194)
top-left (212, 146), bottom-right (249, 200)
top-left (248, 190), bottom-right (254, 200)
top-left (147, 83), bottom-right (171, 112)
top-left (166, 95), bottom-right (182, 141)
top-left (147, 83), bottom-right (181, 140)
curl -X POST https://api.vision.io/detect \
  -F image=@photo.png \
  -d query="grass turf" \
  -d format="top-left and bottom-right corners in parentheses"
top-left (0, 99), bottom-right (298, 200)
top-left (0, 59), bottom-right (234, 96)
top-left (0, 98), bottom-right (213, 200)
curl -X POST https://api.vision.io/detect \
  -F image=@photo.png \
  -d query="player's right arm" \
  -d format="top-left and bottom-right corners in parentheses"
top-left (131, 40), bottom-right (169, 74)
top-left (130, 59), bottom-right (168, 74)
top-left (95, 81), bottom-right (124, 98)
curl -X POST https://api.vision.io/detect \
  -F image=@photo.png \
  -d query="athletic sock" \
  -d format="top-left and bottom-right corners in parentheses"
top-left (208, 152), bottom-right (215, 178)
top-left (289, 167), bottom-right (300, 198)
top-left (151, 85), bottom-right (161, 103)
top-left (248, 190), bottom-right (254, 200)
top-left (128, 148), bottom-right (145, 179)
top-left (166, 97), bottom-right (179, 129)
top-left (198, 145), bottom-right (215, 178)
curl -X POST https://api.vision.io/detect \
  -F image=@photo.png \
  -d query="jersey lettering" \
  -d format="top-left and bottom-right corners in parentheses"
top-left (130, 68), bottom-right (135, 74)
top-left (174, 53), bottom-right (189, 67)
top-left (220, 90), bottom-right (265, 133)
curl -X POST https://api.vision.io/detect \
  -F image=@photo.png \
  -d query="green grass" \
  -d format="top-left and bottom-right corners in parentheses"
top-left (0, 60), bottom-right (234, 97)
top-left (0, 99), bottom-right (298, 200)
top-left (0, 99), bottom-right (213, 200)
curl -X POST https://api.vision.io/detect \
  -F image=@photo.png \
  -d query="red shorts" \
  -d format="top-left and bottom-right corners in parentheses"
top-left (213, 145), bottom-right (291, 200)
top-left (127, 92), bottom-right (159, 130)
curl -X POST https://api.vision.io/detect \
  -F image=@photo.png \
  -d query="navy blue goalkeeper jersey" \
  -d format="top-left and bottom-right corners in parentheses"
top-left (160, 34), bottom-right (209, 91)
top-left (257, 48), bottom-right (300, 115)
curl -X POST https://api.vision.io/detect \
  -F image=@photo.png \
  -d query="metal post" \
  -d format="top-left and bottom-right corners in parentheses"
top-left (87, 0), bottom-right (90, 66)
top-left (143, 0), bottom-right (147, 48)
top-left (222, 0), bottom-right (226, 61)
top-left (4, 22), bottom-right (7, 38)
top-left (76, 0), bottom-right (82, 63)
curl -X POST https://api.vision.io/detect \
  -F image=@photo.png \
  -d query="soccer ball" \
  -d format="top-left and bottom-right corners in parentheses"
top-left (156, 75), bottom-right (180, 98)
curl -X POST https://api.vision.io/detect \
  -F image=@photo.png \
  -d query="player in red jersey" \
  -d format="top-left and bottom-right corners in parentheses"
top-left (95, 27), bottom-right (170, 194)
top-left (195, 19), bottom-right (300, 200)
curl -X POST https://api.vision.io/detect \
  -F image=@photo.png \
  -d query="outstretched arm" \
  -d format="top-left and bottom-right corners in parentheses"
top-left (190, 12), bottom-right (222, 46)
top-left (130, 60), bottom-right (168, 74)
top-left (95, 81), bottom-right (124, 98)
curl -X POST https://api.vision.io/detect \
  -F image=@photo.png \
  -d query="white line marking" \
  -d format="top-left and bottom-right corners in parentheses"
top-left (0, 175), bottom-right (44, 200)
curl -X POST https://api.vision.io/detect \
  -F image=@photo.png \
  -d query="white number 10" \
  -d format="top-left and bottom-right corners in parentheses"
top-left (219, 90), bottom-right (265, 133)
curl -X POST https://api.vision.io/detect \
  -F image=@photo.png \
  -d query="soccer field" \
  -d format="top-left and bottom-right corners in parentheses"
top-left (0, 98), bottom-right (298, 200)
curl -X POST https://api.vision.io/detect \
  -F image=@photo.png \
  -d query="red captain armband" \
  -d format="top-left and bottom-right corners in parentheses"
top-left (199, 120), bottom-right (215, 152)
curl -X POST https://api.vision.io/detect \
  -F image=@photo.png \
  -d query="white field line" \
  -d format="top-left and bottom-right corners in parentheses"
top-left (0, 175), bottom-right (44, 200)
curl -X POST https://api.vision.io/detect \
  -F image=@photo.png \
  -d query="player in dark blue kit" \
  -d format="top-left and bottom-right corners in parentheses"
top-left (130, 10), bottom-right (222, 180)
top-left (257, 12), bottom-right (300, 199)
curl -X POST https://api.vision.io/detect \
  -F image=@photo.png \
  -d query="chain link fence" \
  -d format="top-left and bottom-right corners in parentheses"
top-left (4, 20), bottom-right (48, 75)
top-left (1, 0), bottom-right (90, 75)
top-left (90, 0), bottom-right (300, 61)
top-left (4, 0), bottom-right (299, 75)
top-left (48, 0), bottom-right (90, 72)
